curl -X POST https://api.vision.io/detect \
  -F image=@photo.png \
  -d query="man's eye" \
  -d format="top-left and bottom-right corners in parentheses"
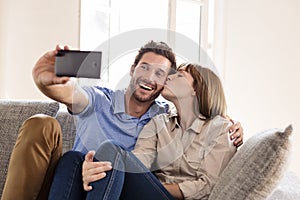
top-left (140, 64), bottom-right (148, 70)
top-left (156, 71), bottom-right (165, 78)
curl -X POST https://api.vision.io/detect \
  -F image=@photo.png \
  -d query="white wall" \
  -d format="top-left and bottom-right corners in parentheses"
top-left (1, 0), bottom-right (299, 177)
top-left (0, 0), bottom-right (80, 99)
top-left (0, 0), bottom-right (7, 97)
top-left (214, 0), bottom-right (300, 176)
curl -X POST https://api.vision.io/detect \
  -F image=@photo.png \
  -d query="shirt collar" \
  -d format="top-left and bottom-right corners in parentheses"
top-left (169, 113), bottom-right (207, 134)
top-left (189, 116), bottom-right (206, 134)
top-left (113, 89), bottom-right (166, 119)
top-left (113, 89), bottom-right (126, 114)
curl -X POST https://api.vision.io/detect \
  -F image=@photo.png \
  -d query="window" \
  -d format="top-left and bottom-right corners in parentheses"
top-left (79, 0), bottom-right (214, 88)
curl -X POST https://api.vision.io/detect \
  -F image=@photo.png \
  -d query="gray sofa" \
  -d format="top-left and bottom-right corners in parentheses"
top-left (0, 99), bottom-right (299, 199)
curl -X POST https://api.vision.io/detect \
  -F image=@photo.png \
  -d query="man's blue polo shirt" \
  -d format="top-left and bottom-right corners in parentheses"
top-left (72, 86), bottom-right (168, 154)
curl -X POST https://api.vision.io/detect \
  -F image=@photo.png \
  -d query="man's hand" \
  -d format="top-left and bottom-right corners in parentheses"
top-left (225, 116), bottom-right (244, 147)
top-left (163, 183), bottom-right (183, 199)
top-left (228, 121), bottom-right (244, 147)
top-left (32, 45), bottom-right (88, 113)
top-left (82, 151), bottom-right (112, 191)
top-left (32, 45), bottom-right (70, 88)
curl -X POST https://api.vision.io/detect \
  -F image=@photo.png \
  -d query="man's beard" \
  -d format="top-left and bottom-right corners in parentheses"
top-left (132, 87), bottom-right (162, 103)
top-left (129, 78), bottom-right (163, 103)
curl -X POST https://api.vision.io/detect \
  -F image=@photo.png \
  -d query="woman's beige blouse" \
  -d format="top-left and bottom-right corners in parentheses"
top-left (132, 113), bottom-right (236, 200)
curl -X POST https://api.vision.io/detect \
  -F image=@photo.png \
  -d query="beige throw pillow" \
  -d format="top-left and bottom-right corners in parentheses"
top-left (209, 125), bottom-right (293, 200)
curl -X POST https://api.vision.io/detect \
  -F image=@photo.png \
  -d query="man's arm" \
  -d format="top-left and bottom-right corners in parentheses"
top-left (163, 184), bottom-right (183, 200)
top-left (32, 45), bottom-right (88, 113)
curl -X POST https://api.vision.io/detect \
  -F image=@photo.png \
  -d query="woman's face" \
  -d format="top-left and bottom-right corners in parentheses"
top-left (162, 67), bottom-right (195, 101)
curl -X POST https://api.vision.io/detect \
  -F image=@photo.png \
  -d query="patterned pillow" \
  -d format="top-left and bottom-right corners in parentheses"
top-left (0, 100), bottom-right (59, 196)
top-left (209, 125), bottom-right (293, 200)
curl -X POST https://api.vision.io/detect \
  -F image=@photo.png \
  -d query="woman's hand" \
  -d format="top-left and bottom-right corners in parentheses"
top-left (82, 151), bottom-right (112, 191)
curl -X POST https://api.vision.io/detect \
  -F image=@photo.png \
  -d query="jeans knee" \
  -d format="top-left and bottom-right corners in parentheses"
top-left (99, 140), bottom-right (126, 151)
top-left (96, 141), bottom-right (118, 157)
top-left (61, 151), bottom-right (85, 165)
top-left (94, 140), bottom-right (127, 166)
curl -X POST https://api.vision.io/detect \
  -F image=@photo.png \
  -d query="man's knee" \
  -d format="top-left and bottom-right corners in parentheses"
top-left (61, 151), bottom-right (85, 164)
top-left (18, 114), bottom-right (62, 145)
top-left (95, 140), bottom-right (126, 163)
top-left (99, 140), bottom-right (126, 151)
top-left (24, 114), bottom-right (60, 129)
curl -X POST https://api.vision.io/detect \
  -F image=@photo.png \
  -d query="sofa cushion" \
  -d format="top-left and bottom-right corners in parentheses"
top-left (0, 100), bottom-right (59, 196)
top-left (209, 125), bottom-right (292, 200)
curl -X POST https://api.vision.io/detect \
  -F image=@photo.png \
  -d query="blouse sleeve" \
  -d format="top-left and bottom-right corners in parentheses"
top-left (179, 118), bottom-right (236, 200)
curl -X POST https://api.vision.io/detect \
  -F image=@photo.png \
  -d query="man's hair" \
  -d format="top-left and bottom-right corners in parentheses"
top-left (133, 40), bottom-right (177, 72)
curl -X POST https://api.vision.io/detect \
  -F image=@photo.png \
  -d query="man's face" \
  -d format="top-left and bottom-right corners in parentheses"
top-left (129, 52), bottom-right (172, 103)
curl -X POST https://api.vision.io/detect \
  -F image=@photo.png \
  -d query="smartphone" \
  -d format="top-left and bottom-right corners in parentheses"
top-left (55, 50), bottom-right (102, 78)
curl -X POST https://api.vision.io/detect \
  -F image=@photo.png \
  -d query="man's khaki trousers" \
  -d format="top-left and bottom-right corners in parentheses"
top-left (1, 114), bottom-right (62, 200)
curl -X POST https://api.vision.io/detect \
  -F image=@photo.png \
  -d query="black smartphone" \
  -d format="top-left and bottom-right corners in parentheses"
top-left (55, 50), bottom-right (102, 78)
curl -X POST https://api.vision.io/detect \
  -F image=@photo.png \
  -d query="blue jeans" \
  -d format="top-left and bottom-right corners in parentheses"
top-left (49, 151), bottom-right (86, 199)
top-left (49, 141), bottom-right (175, 200)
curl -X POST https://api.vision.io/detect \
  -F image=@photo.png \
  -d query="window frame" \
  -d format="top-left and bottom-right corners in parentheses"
top-left (79, 0), bottom-right (213, 86)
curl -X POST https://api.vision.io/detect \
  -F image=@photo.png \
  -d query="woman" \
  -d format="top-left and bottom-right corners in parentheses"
top-left (83, 63), bottom-right (236, 200)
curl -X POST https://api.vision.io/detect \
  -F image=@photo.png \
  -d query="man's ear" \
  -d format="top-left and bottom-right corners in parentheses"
top-left (192, 90), bottom-right (196, 96)
top-left (130, 65), bottom-right (135, 76)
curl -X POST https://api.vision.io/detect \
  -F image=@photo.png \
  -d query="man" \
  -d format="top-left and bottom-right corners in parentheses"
top-left (2, 41), bottom-right (243, 200)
